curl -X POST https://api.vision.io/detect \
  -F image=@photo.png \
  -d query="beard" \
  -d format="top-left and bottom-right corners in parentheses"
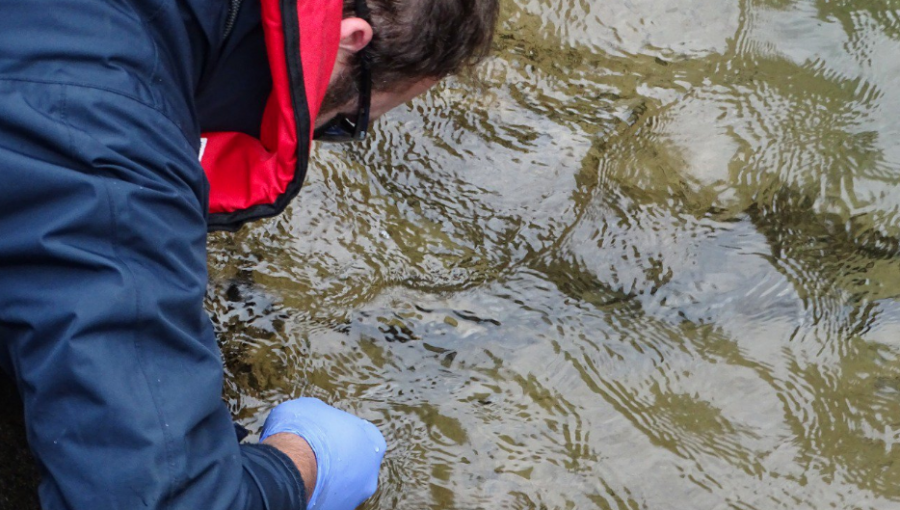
top-left (318, 56), bottom-right (360, 117)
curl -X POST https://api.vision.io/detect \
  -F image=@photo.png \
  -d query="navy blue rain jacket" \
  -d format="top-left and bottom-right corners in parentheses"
top-left (0, 0), bottom-right (306, 508)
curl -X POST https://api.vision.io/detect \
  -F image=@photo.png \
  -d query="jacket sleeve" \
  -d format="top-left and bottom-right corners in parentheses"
top-left (0, 81), bottom-right (306, 510)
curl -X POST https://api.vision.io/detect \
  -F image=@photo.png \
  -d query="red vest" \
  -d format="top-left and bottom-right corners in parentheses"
top-left (201, 0), bottom-right (342, 231)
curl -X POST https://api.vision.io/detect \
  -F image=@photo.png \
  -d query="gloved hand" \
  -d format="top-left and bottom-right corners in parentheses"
top-left (260, 397), bottom-right (386, 510)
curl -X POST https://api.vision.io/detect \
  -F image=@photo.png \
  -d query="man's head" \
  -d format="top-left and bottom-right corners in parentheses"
top-left (316, 0), bottom-right (500, 137)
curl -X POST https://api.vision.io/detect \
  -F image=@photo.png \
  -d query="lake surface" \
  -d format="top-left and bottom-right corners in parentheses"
top-left (208, 0), bottom-right (900, 508)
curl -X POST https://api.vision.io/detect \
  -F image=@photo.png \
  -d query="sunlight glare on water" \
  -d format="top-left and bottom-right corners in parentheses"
top-left (208, 0), bottom-right (900, 508)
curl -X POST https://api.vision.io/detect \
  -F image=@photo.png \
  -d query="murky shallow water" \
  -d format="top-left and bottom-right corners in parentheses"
top-left (208, 0), bottom-right (900, 508)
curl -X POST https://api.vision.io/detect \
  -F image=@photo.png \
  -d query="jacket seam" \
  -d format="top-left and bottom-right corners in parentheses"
top-left (54, 80), bottom-right (189, 510)
top-left (84, 168), bottom-right (179, 510)
top-left (0, 77), bottom-right (198, 152)
top-left (60, 85), bottom-right (73, 162)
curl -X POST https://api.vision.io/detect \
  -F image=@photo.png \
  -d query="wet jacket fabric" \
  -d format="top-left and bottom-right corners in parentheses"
top-left (0, 0), bottom-right (336, 508)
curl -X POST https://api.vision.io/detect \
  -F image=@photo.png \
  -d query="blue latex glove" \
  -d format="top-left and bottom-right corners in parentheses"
top-left (260, 398), bottom-right (387, 510)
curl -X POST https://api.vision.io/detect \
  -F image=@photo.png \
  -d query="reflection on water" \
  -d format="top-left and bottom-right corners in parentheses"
top-left (208, 0), bottom-right (900, 508)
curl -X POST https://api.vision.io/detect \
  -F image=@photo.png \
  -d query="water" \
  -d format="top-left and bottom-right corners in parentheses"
top-left (208, 0), bottom-right (900, 508)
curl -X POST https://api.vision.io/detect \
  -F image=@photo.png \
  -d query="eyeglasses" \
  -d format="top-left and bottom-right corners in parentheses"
top-left (313, 0), bottom-right (372, 143)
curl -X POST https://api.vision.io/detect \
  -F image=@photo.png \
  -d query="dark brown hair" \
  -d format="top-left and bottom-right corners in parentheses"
top-left (319, 0), bottom-right (499, 114)
top-left (350, 0), bottom-right (500, 88)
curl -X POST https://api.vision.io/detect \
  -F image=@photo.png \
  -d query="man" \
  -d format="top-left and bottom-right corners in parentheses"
top-left (0, 0), bottom-right (498, 509)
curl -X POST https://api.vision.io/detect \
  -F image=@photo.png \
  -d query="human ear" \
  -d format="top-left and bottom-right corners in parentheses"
top-left (338, 17), bottom-right (373, 54)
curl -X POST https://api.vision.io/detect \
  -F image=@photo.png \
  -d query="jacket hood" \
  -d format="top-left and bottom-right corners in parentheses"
top-left (202, 0), bottom-right (342, 231)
